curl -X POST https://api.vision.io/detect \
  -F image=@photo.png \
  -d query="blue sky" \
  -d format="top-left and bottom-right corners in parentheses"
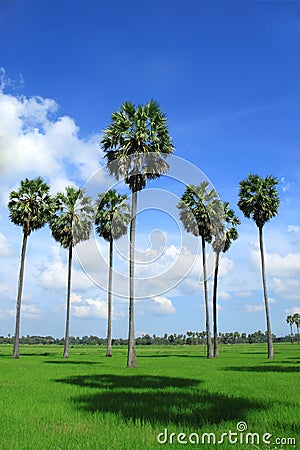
top-left (0, 0), bottom-right (299, 339)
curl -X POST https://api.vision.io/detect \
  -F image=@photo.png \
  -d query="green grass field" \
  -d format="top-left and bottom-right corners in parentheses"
top-left (0, 343), bottom-right (299, 450)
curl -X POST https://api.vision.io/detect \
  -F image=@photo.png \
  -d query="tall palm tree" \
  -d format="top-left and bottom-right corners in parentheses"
top-left (212, 202), bottom-right (240, 357)
top-left (101, 100), bottom-right (174, 368)
top-left (238, 174), bottom-right (279, 359)
top-left (293, 313), bottom-right (300, 344)
top-left (95, 189), bottom-right (130, 357)
top-left (286, 315), bottom-right (294, 344)
top-left (8, 177), bottom-right (54, 359)
top-left (49, 187), bottom-right (93, 358)
top-left (177, 182), bottom-right (222, 359)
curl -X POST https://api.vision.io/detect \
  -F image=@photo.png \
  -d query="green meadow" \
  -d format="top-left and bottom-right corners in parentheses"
top-left (0, 343), bottom-right (299, 450)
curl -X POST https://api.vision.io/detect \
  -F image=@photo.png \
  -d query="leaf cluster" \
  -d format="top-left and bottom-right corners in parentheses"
top-left (177, 182), bottom-right (223, 242)
top-left (49, 187), bottom-right (94, 248)
top-left (95, 189), bottom-right (130, 242)
top-left (101, 100), bottom-right (174, 192)
top-left (238, 174), bottom-right (280, 229)
top-left (8, 177), bottom-right (55, 236)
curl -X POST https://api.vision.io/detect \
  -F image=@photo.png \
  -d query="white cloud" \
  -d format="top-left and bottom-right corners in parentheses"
top-left (6, 303), bottom-right (41, 319)
top-left (244, 304), bottom-right (264, 313)
top-left (284, 306), bottom-right (300, 316)
top-left (70, 292), bottom-right (120, 320)
top-left (39, 245), bottom-right (95, 291)
top-left (21, 304), bottom-right (42, 319)
top-left (234, 291), bottom-right (252, 298)
top-left (138, 296), bottom-right (176, 316)
top-left (0, 89), bottom-right (109, 206)
top-left (250, 249), bottom-right (300, 278)
top-left (218, 290), bottom-right (231, 300)
top-left (271, 277), bottom-right (300, 300)
top-left (288, 225), bottom-right (300, 233)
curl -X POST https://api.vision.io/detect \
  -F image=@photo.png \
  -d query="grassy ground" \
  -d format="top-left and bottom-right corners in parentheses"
top-left (0, 343), bottom-right (298, 450)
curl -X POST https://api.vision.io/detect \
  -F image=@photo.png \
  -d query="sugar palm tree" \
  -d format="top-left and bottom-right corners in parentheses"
top-left (95, 189), bottom-right (130, 357)
top-left (212, 202), bottom-right (240, 357)
top-left (101, 100), bottom-right (174, 367)
top-left (293, 313), bottom-right (300, 344)
top-left (177, 182), bottom-right (222, 359)
top-left (8, 177), bottom-right (54, 358)
top-left (238, 174), bottom-right (279, 359)
top-left (49, 187), bottom-right (93, 358)
top-left (286, 315), bottom-right (294, 344)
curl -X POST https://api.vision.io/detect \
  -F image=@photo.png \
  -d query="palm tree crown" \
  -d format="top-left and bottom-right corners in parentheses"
top-left (238, 174), bottom-right (279, 229)
top-left (177, 182), bottom-right (223, 241)
top-left (212, 202), bottom-right (240, 254)
top-left (101, 100), bottom-right (174, 192)
top-left (95, 189), bottom-right (130, 242)
top-left (50, 186), bottom-right (93, 248)
top-left (8, 177), bottom-right (53, 236)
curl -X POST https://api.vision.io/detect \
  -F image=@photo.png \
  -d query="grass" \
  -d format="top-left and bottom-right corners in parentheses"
top-left (0, 343), bottom-right (299, 449)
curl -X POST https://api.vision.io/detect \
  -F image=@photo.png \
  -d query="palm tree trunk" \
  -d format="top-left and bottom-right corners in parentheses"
top-left (63, 244), bottom-right (73, 358)
top-left (201, 235), bottom-right (213, 359)
top-left (212, 250), bottom-right (220, 358)
top-left (127, 190), bottom-right (138, 368)
top-left (290, 324), bottom-right (294, 344)
top-left (106, 237), bottom-right (113, 357)
top-left (259, 226), bottom-right (274, 359)
top-left (12, 232), bottom-right (28, 359)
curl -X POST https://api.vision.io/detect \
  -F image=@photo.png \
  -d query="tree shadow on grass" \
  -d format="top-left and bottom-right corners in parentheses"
top-left (55, 374), bottom-right (265, 427)
top-left (225, 365), bottom-right (300, 373)
top-left (137, 354), bottom-right (204, 358)
top-left (46, 360), bottom-right (102, 365)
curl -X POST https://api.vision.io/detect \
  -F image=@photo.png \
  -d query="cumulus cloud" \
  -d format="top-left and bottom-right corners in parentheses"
top-left (39, 245), bottom-right (95, 291)
top-left (138, 296), bottom-right (176, 316)
top-left (0, 87), bottom-right (110, 206)
top-left (218, 290), bottom-right (231, 300)
top-left (70, 292), bottom-right (126, 320)
top-left (271, 277), bottom-right (300, 300)
top-left (71, 293), bottom-right (108, 319)
top-left (284, 306), bottom-right (300, 315)
top-left (6, 303), bottom-right (41, 319)
top-left (21, 304), bottom-right (42, 319)
top-left (244, 304), bottom-right (264, 313)
top-left (288, 225), bottom-right (300, 233)
top-left (234, 291), bottom-right (252, 298)
top-left (250, 248), bottom-right (300, 278)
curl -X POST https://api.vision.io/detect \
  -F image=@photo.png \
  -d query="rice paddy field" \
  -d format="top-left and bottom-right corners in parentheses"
top-left (0, 343), bottom-right (299, 450)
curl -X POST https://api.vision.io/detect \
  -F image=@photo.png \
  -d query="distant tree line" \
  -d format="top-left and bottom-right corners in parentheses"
top-left (0, 330), bottom-right (298, 346)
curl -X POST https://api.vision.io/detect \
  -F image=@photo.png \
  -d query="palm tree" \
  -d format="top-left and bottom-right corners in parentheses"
top-left (95, 189), bottom-right (130, 357)
top-left (286, 315), bottom-right (294, 344)
top-left (177, 182), bottom-right (222, 358)
top-left (49, 187), bottom-right (93, 358)
top-left (212, 202), bottom-right (240, 357)
top-left (292, 313), bottom-right (300, 344)
top-left (8, 177), bottom-right (54, 358)
top-left (238, 174), bottom-right (279, 359)
top-left (101, 100), bottom-right (174, 367)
